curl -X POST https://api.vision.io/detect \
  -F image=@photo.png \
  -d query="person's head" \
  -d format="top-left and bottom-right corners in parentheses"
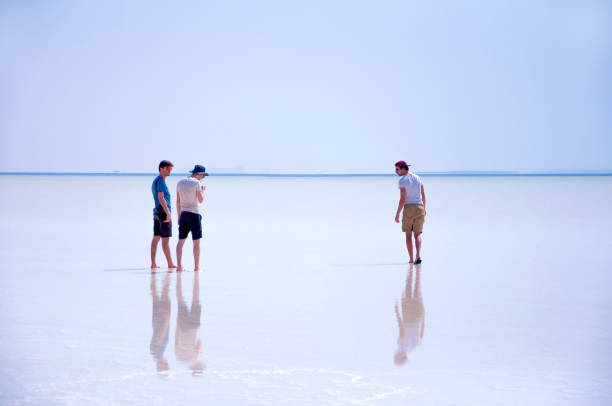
top-left (190, 164), bottom-right (209, 180)
top-left (158, 160), bottom-right (174, 178)
top-left (395, 160), bottom-right (410, 176)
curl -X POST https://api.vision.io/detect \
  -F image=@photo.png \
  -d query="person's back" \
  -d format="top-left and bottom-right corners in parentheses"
top-left (394, 161), bottom-right (426, 265)
top-left (177, 177), bottom-right (202, 214)
top-left (152, 175), bottom-right (171, 215)
top-left (398, 173), bottom-right (423, 205)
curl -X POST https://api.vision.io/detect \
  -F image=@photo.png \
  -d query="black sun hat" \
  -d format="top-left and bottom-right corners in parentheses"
top-left (190, 165), bottom-right (209, 176)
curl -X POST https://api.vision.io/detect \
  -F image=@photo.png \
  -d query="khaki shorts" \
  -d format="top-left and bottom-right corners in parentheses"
top-left (402, 204), bottom-right (425, 233)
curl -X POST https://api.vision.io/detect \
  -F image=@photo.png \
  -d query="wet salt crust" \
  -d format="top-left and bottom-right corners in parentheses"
top-left (0, 175), bottom-right (611, 405)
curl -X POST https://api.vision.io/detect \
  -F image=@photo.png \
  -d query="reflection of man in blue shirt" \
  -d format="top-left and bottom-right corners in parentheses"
top-left (150, 273), bottom-right (171, 373)
top-left (150, 160), bottom-right (177, 270)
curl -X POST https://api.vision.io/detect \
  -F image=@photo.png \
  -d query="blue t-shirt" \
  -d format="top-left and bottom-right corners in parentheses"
top-left (152, 175), bottom-right (171, 214)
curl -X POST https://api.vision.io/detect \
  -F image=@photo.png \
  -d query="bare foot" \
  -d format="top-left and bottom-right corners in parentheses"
top-left (168, 264), bottom-right (177, 269)
top-left (194, 267), bottom-right (202, 272)
top-left (409, 260), bottom-right (414, 264)
top-left (177, 266), bottom-right (184, 272)
top-left (151, 264), bottom-right (160, 269)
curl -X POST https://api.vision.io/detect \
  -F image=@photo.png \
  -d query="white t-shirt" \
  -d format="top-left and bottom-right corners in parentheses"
top-left (177, 177), bottom-right (203, 214)
top-left (398, 173), bottom-right (423, 205)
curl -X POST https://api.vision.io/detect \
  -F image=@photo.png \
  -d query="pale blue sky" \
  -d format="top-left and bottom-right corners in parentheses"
top-left (1, 0), bottom-right (611, 173)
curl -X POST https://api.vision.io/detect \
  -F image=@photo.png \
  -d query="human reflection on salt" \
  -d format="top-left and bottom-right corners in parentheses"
top-left (394, 264), bottom-right (425, 366)
top-left (150, 272), bottom-right (171, 373)
top-left (175, 271), bottom-right (204, 375)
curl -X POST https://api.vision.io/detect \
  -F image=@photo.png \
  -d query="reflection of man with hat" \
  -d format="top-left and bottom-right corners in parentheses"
top-left (176, 165), bottom-right (208, 271)
top-left (394, 161), bottom-right (427, 264)
top-left (175, 271), bottom-right (204, 375)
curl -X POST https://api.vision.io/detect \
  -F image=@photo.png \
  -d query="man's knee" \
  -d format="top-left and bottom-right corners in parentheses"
top-left (193, 239), bottom-right (201, 247)
top-left (152, 236), bottom-right (161, 243)
top-left (161, 237), bottom-right (170, 244)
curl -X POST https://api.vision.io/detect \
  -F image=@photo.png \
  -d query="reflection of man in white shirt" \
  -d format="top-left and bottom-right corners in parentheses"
top-left (176, 165), bottom-right (207, 272)
top-left (394, 161), bottom-right (427, 264)
top-left (175, 272), bottom-right (204, 374)
top-left (394, 265), bottom-right (425, 366)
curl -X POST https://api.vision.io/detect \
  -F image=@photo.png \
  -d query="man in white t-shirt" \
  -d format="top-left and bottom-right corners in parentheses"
top-left (176, 165), bottom-right (208, 271)
top-left (394, 161), bottom-right (427, 264)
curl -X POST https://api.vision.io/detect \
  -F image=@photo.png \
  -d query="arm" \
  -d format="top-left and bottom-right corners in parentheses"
top-left (157, 192), bottom-right (171, 222)
top-left (197, 185), bottom-right (205, 204)
top-left (176, 191), bottom-right (181, 222)
top-left (421, 314), bottom-right (425, 340)
top-left (395, 188), bottom-right (406, 223)
top-left (395, 302), bottom-right (402, 327)
top-left (421, 185), bottom-right (426, 216)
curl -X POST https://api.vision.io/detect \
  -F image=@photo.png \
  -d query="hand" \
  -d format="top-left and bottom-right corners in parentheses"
top-left (395, 215), bottom-right (400, 223)
top-left (164, 213), bottom-right (171, 223)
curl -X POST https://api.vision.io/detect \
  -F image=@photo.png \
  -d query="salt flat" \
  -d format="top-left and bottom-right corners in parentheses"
top-left (0, 175), bottom-right (611, 405)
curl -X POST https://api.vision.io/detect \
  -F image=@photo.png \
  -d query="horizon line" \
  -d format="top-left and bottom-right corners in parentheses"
top-left (1, 171), bottom-right (611, 177)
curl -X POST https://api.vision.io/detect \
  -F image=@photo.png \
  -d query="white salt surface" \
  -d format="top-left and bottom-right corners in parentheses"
top-left (0, 175), bottom-right (611, 405)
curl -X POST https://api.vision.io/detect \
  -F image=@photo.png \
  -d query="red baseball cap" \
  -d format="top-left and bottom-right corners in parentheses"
top-left (395, 161), bottom-right (411, 167)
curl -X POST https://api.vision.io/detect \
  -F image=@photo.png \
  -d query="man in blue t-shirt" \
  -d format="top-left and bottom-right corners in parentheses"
top-left (151, 160), bottom-right (177, 270)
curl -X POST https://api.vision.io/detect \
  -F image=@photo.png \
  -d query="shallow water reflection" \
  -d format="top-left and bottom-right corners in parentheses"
top-left (175, 272), bottom-right (204, 374)
top-left (394, 264), bottom-right (425, 366)
top-left (150, 272), bottom-right (204, 375)
top-left (150, 273), bottom-right (171, 372)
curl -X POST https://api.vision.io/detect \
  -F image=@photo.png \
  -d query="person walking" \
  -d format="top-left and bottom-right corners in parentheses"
top-left (394, 160), bottom-right (427, 264)
top-left (176, 165), bottom-right (208, 272)
top-left (151, 160), bottom-right (177, 269)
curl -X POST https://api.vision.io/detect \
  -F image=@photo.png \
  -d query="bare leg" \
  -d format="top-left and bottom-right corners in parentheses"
top-left (192, 270), bottom-right (200, 306)
top-left (405, 232), bottom-right (414, 263)
top-left (193, 239), bottom-right (201, 271)
top-left (161, 237), bottom-right (176, 269)
top-left (414, 232), bottom-right (422, 261)
top-left (414, 266), bottom-right (422, 299)
top-left (151, 236), bottom-right (161, 269)
top-left (176, 239), bottom-right (186, 271)
top-left (406, 265), bottom-right (414, 299)
top-left (176, 271), bottom-right (184, 306)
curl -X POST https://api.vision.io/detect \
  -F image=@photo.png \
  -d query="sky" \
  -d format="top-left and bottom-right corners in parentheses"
top-left (1, 0), bottom-right (611, 174)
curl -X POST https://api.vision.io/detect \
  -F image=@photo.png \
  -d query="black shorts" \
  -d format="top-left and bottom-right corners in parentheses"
top-left (178, 212), bottom-right (203, 240)
top-left (153, 214), bottom-right (172, 238)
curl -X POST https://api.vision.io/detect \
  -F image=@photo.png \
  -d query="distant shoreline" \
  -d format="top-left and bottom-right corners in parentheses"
top-left (1, 172), bottom-right (611, 177)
